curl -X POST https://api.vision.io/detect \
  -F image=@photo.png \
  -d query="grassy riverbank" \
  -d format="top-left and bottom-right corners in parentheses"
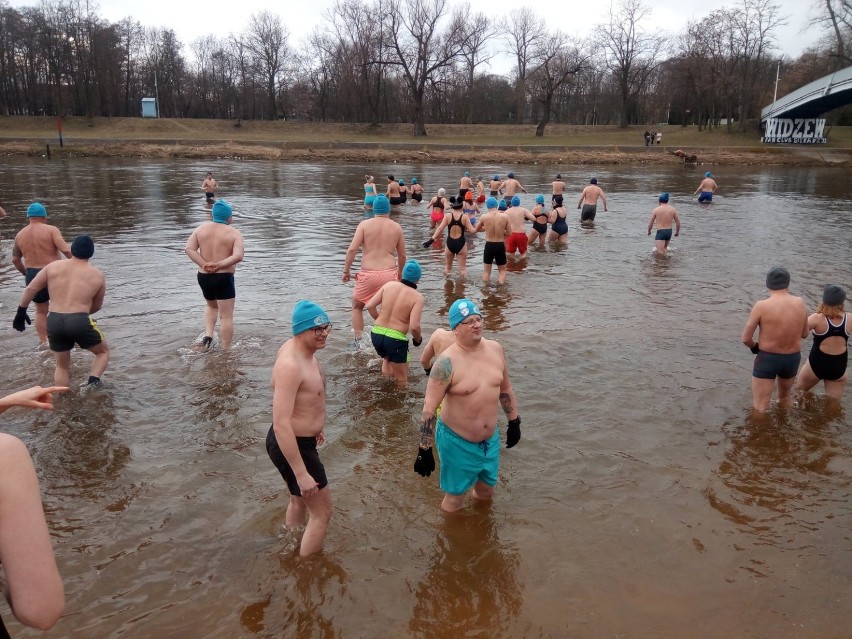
top-left (0, 116), bottom-right (849, 167)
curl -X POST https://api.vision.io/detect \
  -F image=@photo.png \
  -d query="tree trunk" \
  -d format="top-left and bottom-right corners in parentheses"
top-left (412, 93), bottom-right (427, 136)
top-left (535, 96), bottom-right (553, 137)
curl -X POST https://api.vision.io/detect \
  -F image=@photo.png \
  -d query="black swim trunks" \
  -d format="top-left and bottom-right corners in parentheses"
top-left (581, 204), bottom-right (597, 222)
top-left (389, 196), bottom-right (404, 206)
top-left (483, 241), bottom-right (507, 266)
top-left (25, 267), bottom-right (49, 304)
top-left (266, 425), bottom-right (328, 496)
top-left (197, 272), bottom-right (235, 301)
top-left (47, 312), bottom-right (105, 352)
top-left (752, 351), bottom-right (800, 380)
top-left (205, 192), bottom-right (215, 201)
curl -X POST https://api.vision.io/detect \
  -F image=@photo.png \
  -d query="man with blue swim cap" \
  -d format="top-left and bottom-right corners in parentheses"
top-left (474, 196), bottom-right (511, 284)
top-left (12, 202), bottom-right (72, 347)
top-left (647, 192), bottom-right (681, 255)
top-left (364, 259), bottom-right (424, 387)
top-left (505, 194), bottom-right (534, 258)
top-left (489, 174), bottom-right (503, 198)
top-left (185, 198), bottom-right (244, 351)
top-left (694, 171), bottom-right (718, 203)
top-left (413, 298), bottom-right (521, 512)
top-left (458, 171), bottom-right (474, 200)
top-left (266, 299), bottom-right (334, 556)
top-left (501, 171), bottom-right (527, 206)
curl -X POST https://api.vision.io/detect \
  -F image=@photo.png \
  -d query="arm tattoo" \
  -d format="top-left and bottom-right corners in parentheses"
top-left (430, 355), bottom-right (452, 383)
top-left (499, 392), bottom-right (514, 416)
top-left (420, 415), bottom-right (436, 449)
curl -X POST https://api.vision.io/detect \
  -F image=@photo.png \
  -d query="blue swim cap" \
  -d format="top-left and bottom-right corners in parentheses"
top-left (498, 200), bottom-right (507, 211)
top-left (511, 195), bottom-right (520, 207)
top-left (705, 171), bottom-right (712, 178)
top-left (70, 234), bottom-right (94, 259)
top-left (535, 194), bottom-right (545, 205)
top-left (399, 179), bottom-right (405, 185)
top-left (493, 174), bottom-right (499, 180)
top-left (659, 192), bottom-right (670, 203)
top-left (212, 200), bottom-right (232, 223)
top-left (411, 178), bottom-right (417, 184)
top-left (292, 300), bottom-right (330, 336)
top-left (26, 202), bottom-right (47, 218)
top-left (402, 260), bottom-right (422, 283)
top-left (372, 194), bottom-right (390, 215)
top-left (486, 196), bottom-right (498, 209)
top-left (449, 298), bottom-right (481, 330)
top-left (507, 172), bottom-right (515, 178)
top-left (464, 171), bottom-right (470, 177)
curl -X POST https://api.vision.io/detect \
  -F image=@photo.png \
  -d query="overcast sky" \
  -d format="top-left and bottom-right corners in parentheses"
top-left (9, 0), bottom-right (824, 75)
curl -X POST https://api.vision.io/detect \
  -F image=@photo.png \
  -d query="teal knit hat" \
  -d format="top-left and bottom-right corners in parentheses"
top-left (292, 300), bottom-right (330, 336)
top-left (212, 200), bottom-right (232, 223)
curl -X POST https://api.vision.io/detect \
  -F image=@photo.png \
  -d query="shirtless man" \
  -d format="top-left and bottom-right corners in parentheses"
top-left (386, 175), bottom-right (403, 206)
top-left (501, 172), bottom-right (527, 205)
top-left (12, 203), bottom-right (71, 347)
top-left (364, 260), bottom-right (424, 387)
top-left (475, 197), bottom-right (510, 284)
top-left (475, 176), bottom-right (486, 199)
top-left (489, 175), bottom-right (503, 198)
top-left (551, 174), bottom-right (565, 206)
top-left (343, 194), bottom-right (406, 348)
top-left (647, 193), bottom-right (681, 255)
top-left (505, 195), bottom-right (535, 259)
top-left (458, 172), bottom-right (474, 200)
top-left (577, 177), bottom-right (608, 223)
top-left (184, 200), bottom-right (245, 350)
top-left (201, 172), bottom-right (219, 203)
top-left (420, 327), bottom-right (455, 374)
top-left (15, 235), bottom-right (108, 388)
top-left (413, 299), bottom-right (521, 512)
top-left (694, 172), bottom-right (718, 203)
top-left (741, 267), bottom-right (809, 413)
top-left (266, 300), bottom-right (333, 557)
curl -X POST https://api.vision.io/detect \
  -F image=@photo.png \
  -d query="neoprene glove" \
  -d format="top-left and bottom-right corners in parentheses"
top-left (422, 238), bottom-right (435, 248)
top-left (13, 306), bottom-right (31, 332)
top-left (424, 366), bottom-right (432, 375)
top-left (750, 343), bottom-right (760, 355)
top-left (506, 416), bottom-right (521, 448)
top-left (414, 447), bottom-right (435, 477)
top-left (412, 336), bottom-right (422, 347)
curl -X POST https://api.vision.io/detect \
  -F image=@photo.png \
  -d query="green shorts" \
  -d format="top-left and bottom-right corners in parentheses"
top-left (436, 417), bottom-right (499, 495)
top-left (370, 324), bottom-right (410, 363)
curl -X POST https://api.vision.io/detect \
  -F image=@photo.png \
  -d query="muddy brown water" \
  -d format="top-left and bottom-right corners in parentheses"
top-left (1, 158), bottom-right (850, 638)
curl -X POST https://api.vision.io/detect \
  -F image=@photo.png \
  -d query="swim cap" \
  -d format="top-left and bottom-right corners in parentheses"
top-left (399, 179), bottom-right (405, 185)
top-left (486, 196), bottom-right (498, 209)
top-left (292, 300), bottom-right (330, 336)
top-left (464, 191), bottom-right (473, 202)
top-left (438, 188), bottom-right (446, 196)
top-left (476, 194), bottom-right (486, 204)
top-left (590, 177), bottom-right (598, 184)
top-left (411, 178), bottom-right (417, 184)
top-left (823, 284), bottom-right (846, 306)
top-left (26, 202), bottom-right (47, 218)
top-left (498, 200), bottom-right (508, 211)
top-left (535, 194), bottom-right (545, 205)
top-left (449, 298), bottom-right (481, 330)
top-left (449, 196), bottom-right (463, 210)
top-left (511, 195), bottom-right (520, 207)
top-left (493, 174), bottom-right (499, 180)
top-left (464, 171), bottom-right (470, 177)
top-left (765, 266), bottom-right (790, 290)
top-left (402, 260), bottom-right (422, 283)
top-left (212, 200), bottom-right (233, 223)
top-left (70, 234), bottom-right (94, 259)
top-left (507, 172), bottom-right (515, 178)
top-left (372, 194), bottom-right (391, 215)
top-left (659, 192), bottom-right (670, 203)
top-left (705, 171), bottom-right (712, 178)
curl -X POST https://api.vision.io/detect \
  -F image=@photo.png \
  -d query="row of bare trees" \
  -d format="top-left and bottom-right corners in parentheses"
top-left (0, 0), bottom-right (848, 135)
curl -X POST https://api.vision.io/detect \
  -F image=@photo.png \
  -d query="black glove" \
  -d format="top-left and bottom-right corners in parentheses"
top-left (424, 366), bottom-right (432, 375)
top-left (750, 343), bottom-right (760, 355)
top-left (422, 238), bottom-right (435, 248)
top-left (506, 416), bottom-right (521, 448)
top-left (412, 336), bottom-right (422, 347)
top-left (13, 306), bottom-right (31, 332)
top-left (414, 447), bottom-right (435, 477)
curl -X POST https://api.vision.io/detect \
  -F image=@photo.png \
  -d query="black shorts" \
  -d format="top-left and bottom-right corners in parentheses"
top-left (459, 188), bottom-right (469, 200)
top-left (370, 327), bottom-right (409, 363)
top-left (389, 196), bottom-right (404, 206)
top-left (47, 312), bottom-right (105, 352)
top-left (205, 192), bottom-right (215, 200)
top-left (412, 192), bottom-right (422, 202)
top-left (581, 204), bottom-right (597, 222)
top-left (266, 425), bottom-right (328, 496)
top-left (197, 272), bottom-right (235, 301)
top-left (25, 268), bottom-right (49, 304)
top-left (483, 241), bottom-right (507, 265)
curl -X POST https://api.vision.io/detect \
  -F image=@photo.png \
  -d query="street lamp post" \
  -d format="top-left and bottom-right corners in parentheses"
top-left (773, 60), bottom-right (781, 103)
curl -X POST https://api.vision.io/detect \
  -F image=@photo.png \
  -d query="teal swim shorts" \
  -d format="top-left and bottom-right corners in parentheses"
top-left (436, 417), bottom-right (499, 495)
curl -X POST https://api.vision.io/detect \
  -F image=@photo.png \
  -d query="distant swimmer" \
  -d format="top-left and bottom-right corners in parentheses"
top-left (386, 175), bottom-right (403, 206)
top-left (527, 195), bottom-right (549, 248)
top-left (364, 260), bottom-right (424, 387)
top-left (398, 179), bottom-right (408, 204)
top-left (266, 300), bottom-right (333, 557)
top-left (647, 192), bottom-right (681, 255)
top-left (551, 174), bottom-right (565, 206)
top-left (413, 299), bottom-right (521, 512)
top-left (410, 178), bottom-right (423, 203)
top-left (426, 189), bottom-right (448, 230)
top-left (548, 196), bottom-right (569, 244)
top-left (489, 174), bottom-right (504, 198)
top-left (201, 172), bottom-right (219, 203)
top-left (795, 284), bottom-right (850, 400)
top-left (184, 200), bottom-right (245, 351)
top-left (741, 267), bottom-right (809, 413)
top-left (475, 176), bottom-right (486, 199)
top-left (12, 203), bottom-right (71, 347)
top-left (459, 171), bottom-right (474, 200)
top-left (343, 194), bottom-right (406, 349)
top-left (474, 196), bottom-right (510, 284)
top-left (420, 327), bottom-right (455, 374)
top-left (15, 235), bottom-right (109, 388)
top-left (505, 195), bottom-right (535, 259)
top-left (694, 171), bottom-right (718, 203)
top-left (425, 196), bottom-right (476, 278)
top-left (577, 177), bottom-right (607, 223)
top-left (363, 175), bottom-right (377, 216)
top-left (501, 172), bottom-right (527, 205)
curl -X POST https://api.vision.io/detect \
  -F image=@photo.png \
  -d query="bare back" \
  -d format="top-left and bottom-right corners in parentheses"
top-left (506, 206), bottom-right (532, 233)
top-left (39, 259), bottom-right (105, 314)
top-left (272, 340), bottom-right (326, 437)
top-left (14, 222), bottom-right (69, 268)
top-left (650, 204), bottom-right (679, 229)
top-left (503, 179), bottom-right (521, 196)
top-left (373, 281), bottom-right (424, 335)
top-left (746, 293), bottom-right (808, 354)
top-left (189, 223), bottom-right (242, 273)
top-left (580, 185), bottom-right (604, 205)
top-left (551, 180), bottom-right (565, 195)
top-left (356, 217), bottom-right (404, 271)
top-left (477, 210), bottom-right (510, 241)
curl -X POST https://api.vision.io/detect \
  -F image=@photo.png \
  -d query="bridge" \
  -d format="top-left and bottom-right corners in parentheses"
top-left (761, 65), bottom-right (852, 121)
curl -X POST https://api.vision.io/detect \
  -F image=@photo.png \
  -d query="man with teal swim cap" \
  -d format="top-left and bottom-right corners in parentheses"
top-left (12, 202), bottom-right (72, 346)
top-left (501, 172), bottom-right (527, 205)
top-left (458, 171), bottom-right (474, 200)
top-left (474, 196), bottom-right (511, 284)
top-left (266, 299), bottom-right (333, 556)
top-left (364, 259), bottom-right (424, 387)
top-left (694, 171), bottom-right (718, 203)
top-left (185, 199), bottom-right (244, 350)
top-left (414, 298), bottom-right (521, 512)
top-left (647, 192), bottom-right (681, 255)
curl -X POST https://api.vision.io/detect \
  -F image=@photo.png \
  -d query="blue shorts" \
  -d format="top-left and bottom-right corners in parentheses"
top-left (697, 191), bottom-right (713, 202)
top-left (655, 228), bottom-right (673, 241)
top-left (436, 417), bottom-right (499, 495)
top-left (752, 351), bottom-right (801, 380)
top-left (370, 325), bottom-right (409, 363)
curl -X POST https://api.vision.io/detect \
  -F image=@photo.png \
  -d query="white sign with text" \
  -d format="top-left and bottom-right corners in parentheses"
top-left (761, 118), bottom-right (827, 144)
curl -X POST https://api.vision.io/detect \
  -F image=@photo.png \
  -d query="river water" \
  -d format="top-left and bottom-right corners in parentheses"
top-left (0, 158), bottom-right (850, 638)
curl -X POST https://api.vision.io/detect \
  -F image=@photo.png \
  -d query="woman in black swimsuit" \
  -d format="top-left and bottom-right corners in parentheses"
top-left (548, 195), bottom-right (569, 244)
top-left (795, 284), bottom-right (850, 400)
top-left (527, 195), bottom-right (549, 248)
top-left (427, 196), bottom-right (476, 278)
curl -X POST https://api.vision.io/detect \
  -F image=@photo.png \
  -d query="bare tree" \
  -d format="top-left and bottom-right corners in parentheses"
top-left (503, 7), bottom-right (545, 124)
top-left (528, 35), bottom-right (588, 136)
top-left (457, 4), bottom-right (498, 123)
top-left (810, 0), bottom-right (852, 66)
top-left (244, 10), bottom-right (288, 120)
